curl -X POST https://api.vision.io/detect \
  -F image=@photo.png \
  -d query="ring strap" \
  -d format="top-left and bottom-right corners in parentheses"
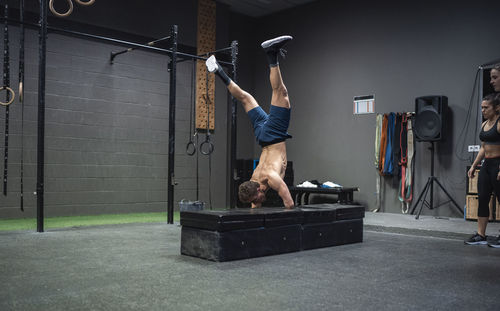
top-left (19, 0), bottom-right (25, 210)
top-left (18, 81), bottom-right (22, 103)
top-left (3, 2), bottom-right (11, 196)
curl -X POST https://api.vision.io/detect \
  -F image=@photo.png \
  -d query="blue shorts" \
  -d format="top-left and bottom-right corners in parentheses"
top-left (247, 105), bottom-right (292, 147)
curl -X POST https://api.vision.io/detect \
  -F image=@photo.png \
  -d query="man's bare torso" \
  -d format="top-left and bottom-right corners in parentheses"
top-left (251, 141), bottom-right (287, 191)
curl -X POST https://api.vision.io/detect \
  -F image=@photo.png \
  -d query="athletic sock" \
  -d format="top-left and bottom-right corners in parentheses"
top-left (265, 52), bottom-right (279, 67)
top-left (215, 68), bottom-right (232, 86)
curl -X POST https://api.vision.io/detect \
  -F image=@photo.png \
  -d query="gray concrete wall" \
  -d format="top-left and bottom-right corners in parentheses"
top-left (228, 13), bottom-right (259, 159)
top-left (249, 0), bottom-right (500, 216)
top-left (0, 0), bottom-right (236, 218)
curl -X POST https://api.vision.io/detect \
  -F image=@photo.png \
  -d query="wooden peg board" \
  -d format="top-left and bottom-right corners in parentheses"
top-left (196, 0), bottom-right (216, 131)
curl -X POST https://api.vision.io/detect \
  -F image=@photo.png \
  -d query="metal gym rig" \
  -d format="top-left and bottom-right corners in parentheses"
top-left (0, 0), bottom-right (239, 232)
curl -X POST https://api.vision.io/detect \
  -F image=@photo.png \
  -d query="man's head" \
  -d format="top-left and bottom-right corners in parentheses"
top-left (238, 180), bottom-right (266, 204)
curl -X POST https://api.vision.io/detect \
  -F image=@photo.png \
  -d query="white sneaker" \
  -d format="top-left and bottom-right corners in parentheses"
top-left (261, 35), bottom-right (293, 50)
top-left (296, 181), bottom-right (317, 188)
top-left (206, 55), bottom-right (219, 73)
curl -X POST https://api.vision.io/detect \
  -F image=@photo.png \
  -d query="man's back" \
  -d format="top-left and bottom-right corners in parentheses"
top-left (252, 142), bottom-right (287, 187)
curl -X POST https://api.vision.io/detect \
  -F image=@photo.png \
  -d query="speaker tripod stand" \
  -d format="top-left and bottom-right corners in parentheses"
top-left (410, 142), bottom-right (464, 219)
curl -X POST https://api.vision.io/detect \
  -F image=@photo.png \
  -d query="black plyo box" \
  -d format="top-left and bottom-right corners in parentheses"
top-left (246, 207), bottom-right (304, 227)
top-left (333, 219), bottom-right (364, 245)
top-left (301, 219), bottom-right (363, 250)
top-left (180, 209), bottom-right (264, 231)
top-left (181, 225), bottom-right (302, 261)
top-left (300, 204), bottom-right (338, 223)
top-left (180, 204), bottom-right (365, 261)
top-left (180, 208), bottom-right (304, 230)
top-left (334, 204), bottom-right (365, 220)
top-left (299, 203), bottom-right (365, 222)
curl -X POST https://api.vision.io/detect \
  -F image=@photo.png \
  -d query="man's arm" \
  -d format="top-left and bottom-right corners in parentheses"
top-left (267, 172), bottom-right (294, 209)
top-left (251, 202), bottom-right (262, 209)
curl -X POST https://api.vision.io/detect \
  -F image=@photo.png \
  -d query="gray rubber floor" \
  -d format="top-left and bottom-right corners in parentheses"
top-left (1, 215), bottom-right (500, 311)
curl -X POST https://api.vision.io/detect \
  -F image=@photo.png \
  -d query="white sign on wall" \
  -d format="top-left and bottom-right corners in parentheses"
top-left (353, 95), bottom-right (375, 114)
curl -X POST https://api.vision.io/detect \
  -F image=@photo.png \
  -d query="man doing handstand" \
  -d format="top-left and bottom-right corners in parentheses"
top-left (206, 35), bottom-right (295, 209)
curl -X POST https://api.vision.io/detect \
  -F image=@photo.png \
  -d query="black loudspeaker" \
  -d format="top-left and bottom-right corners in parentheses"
top-left (414, 95), bottom-right (448, 141)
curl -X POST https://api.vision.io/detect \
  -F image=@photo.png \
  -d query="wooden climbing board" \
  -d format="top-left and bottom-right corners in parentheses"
top-left (196, 0), bottom-right (216, 131)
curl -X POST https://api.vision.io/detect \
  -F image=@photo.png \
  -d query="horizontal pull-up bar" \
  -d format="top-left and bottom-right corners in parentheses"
top-left (110, 35), bottom-right (171, 64)
top-left (178, 41), bottom-right (238, 66)
top-left (0, 17), bottom-right (233, 65)
top-left (199, 46), bottom-right (233, 56)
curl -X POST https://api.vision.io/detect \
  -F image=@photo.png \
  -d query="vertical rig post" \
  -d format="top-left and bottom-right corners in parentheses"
top-left (37, 0), bottom-right (48, 232)
top-left (229, 40), bottom-right (238, 208)
top-left (167, 25), bottom-right (178, 224)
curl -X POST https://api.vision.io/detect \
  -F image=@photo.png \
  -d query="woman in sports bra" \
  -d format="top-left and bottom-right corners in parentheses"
top-left (466, 80), bottom-right (500, 246)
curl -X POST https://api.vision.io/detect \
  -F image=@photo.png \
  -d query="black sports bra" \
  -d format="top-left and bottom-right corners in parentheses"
top-left (479, 117), bottom-right (500, 145)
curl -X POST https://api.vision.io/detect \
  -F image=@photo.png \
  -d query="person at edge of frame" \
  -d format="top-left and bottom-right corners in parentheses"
top-left (466, 63), bottom-right (500, 248)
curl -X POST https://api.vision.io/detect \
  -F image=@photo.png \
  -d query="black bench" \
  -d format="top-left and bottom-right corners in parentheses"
top-left (180, 203), bottom-right (365, 262)
top-left (289, 186), bottom-right (359, 205)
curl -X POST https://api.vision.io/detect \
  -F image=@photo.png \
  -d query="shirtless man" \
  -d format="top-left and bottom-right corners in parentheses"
top-left (206, 35), bottom-right (295, 209)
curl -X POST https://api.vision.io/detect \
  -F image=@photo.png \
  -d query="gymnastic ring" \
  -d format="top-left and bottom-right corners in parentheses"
top-left (186, 141), bottom-right (196, 156)
top-left (49, 0), bottom-right (73, 18)
top-left (200, 140), bottom-right (214, 155)
top-left (0, 87), bottom-right (15, 106)
top-left (18, 81), bottom-right (23, 103)
top-left (75, 0), bottom-right (96, 6)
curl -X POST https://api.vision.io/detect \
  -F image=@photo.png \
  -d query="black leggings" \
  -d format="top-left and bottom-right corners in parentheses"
top-left (478, 157), bottom-right (500, 217)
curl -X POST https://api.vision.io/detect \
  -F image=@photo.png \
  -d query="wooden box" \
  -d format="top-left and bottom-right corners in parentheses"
top-left (466, 167), bottom-right (480, 194)
top-left (465, 195), bottom-right (495, 220)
